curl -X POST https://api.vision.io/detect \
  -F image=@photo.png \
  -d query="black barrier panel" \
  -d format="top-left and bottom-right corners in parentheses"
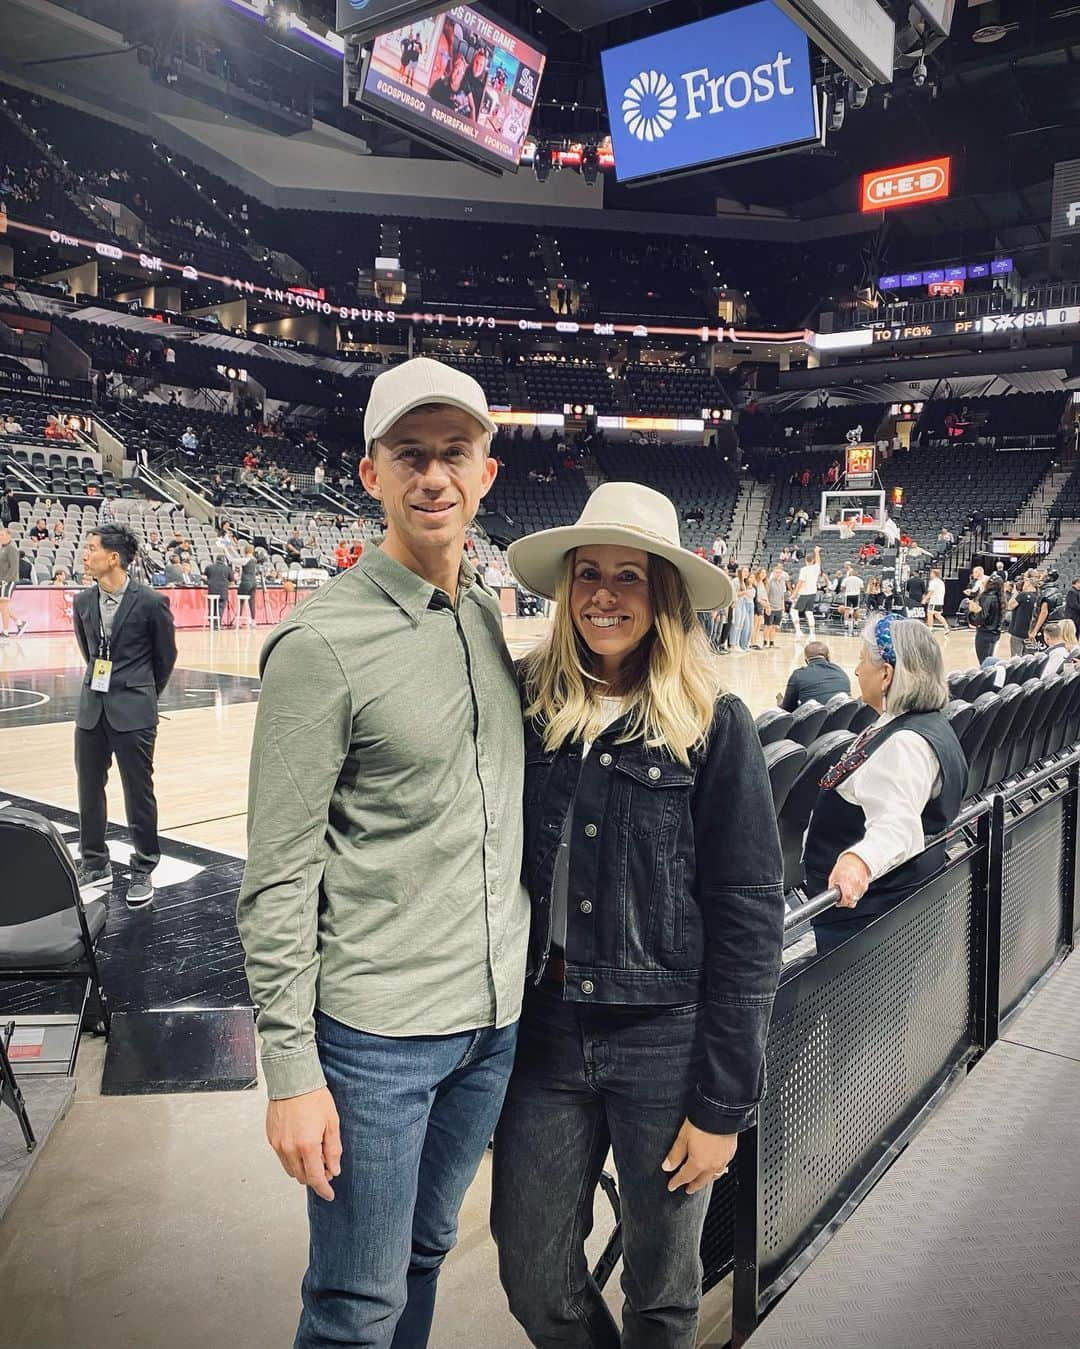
top-left (999, 798), bottom-right (1067, 1019)
top-left (699, 1172), bottom-right (736, 1295)
top-left (752, 855), bottom-right (977, 1300)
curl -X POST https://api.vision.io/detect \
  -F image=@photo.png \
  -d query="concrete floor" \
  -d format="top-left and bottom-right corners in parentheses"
top-left (0, 1040), bottom-right (732, 1349)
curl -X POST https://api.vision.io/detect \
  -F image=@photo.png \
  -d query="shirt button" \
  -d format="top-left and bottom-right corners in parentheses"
top-left (584, 823), bottom-right (598, 838)
top-left (648, 766), bottom-right (662, 781)
top-left (581, 980), bottom-right (595, 995)
top-left (599, 753), bottom-right (613, 767)
top-left (579, 900), bottom-right (593, 914)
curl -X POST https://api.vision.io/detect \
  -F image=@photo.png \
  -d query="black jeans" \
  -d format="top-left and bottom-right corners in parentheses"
top-left (975, 629), bottom-right (1000, 663)
top-left (491, 983), bottom-right (711, 1349)
top-left (75, 718), bottom-right (160, 873)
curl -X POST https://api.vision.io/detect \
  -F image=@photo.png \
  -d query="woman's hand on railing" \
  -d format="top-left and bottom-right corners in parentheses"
top-left (829, 852), bottom-right (872, 908)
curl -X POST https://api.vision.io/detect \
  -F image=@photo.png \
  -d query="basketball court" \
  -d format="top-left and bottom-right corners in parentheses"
top-left (0, 614), bottom-right (993, 1349)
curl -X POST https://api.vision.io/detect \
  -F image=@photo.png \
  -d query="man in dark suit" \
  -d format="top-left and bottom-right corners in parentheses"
top-left (73, 524), bottom-right (177, 907)
top-left (778, 640), bottom-right (850, 712)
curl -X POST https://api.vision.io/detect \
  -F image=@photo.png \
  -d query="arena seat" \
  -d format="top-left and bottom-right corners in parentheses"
top-left (762, 740), bottom-right (807, 817)
top-left (999, 681), bottom-right (1048, 781)
top-left (943, 700), bottom-right (976, 741)
top-left (980, 683), bottom-right (1025, 789)
top-left (848, 702), bottom-right (879, 734)
top-left (1031, 675), bottom-right (1075, 763)
top-left (755, 708), bottom-right (793, 745)
top-left (818, 693), bottom-right (860, 735)
top-left (786, 700), bottom-right (830, 747)
top-left (948, 669), bottom-right (979, 701)
top-left (1049, 673), bottom-right (1080, 756)
top-left (959, 693), bottom-right (1011, 798)
top-left (775, 729), bottom-right (855, 894)
top-left (965, 668), bottom-right (1001, 701)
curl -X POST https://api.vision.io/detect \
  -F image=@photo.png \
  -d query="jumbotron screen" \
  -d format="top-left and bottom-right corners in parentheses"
top-left (360, 4), bottom-right (546, 172)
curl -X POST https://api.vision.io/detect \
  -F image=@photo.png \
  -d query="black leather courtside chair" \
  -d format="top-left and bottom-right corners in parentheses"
top-left (0, 808), bottom-right (110, 1073)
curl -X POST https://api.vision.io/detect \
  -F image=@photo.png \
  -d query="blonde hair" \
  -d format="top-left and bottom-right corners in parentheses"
top-left (520, 551), bottom-right (721, 765)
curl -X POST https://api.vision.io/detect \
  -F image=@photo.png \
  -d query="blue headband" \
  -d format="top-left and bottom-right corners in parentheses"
top-left (873, 613), bottom-right (904, 667)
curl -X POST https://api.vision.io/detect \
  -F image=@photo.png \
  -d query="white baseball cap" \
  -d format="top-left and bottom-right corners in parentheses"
top-left (363, 357), bottom-right (496, 455)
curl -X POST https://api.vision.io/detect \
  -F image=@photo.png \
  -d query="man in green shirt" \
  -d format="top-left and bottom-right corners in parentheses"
top-left (237, 357), bottom-right (529, 1348)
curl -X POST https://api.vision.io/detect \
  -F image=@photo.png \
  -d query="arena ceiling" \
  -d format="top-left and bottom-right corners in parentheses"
top-left (5, 0), bottom-right (1080, 276)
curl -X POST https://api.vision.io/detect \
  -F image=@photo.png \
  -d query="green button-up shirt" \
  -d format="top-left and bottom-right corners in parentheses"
top-left (236, 545), bottom-right (529, 1100)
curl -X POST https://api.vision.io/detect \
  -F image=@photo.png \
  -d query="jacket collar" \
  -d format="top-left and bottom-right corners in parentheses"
top-left (357, 544), bottom-right (477, 624)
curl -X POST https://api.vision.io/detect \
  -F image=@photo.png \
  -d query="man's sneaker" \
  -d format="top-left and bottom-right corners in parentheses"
top-left (126, 872), bottom-right (154, 909)
top-left (76, 861), bottom-right (112, 893)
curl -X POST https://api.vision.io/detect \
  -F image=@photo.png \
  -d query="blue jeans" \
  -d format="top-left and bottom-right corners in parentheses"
top-left (295, 1012), bottom-right (518, 1349)
top-left (491, 983), bottom-right (712, 1349)
top-left (730, 599), bottom-right (753, 651)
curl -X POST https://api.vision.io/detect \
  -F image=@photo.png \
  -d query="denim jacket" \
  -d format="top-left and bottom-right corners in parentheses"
top-left (523, 692), bottom-right (786, 1132)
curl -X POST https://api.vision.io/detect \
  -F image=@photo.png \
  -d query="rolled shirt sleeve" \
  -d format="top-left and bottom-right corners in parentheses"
top-left (837, 730), bottom-right (940, 882)
top-left (236, 626), bottom-right (352, 1100)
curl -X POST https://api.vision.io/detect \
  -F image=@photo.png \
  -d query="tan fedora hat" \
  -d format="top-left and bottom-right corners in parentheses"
top-left (507, 482), bottom-right (735, 612)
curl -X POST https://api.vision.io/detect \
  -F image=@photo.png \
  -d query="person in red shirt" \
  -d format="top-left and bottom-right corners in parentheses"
top-left (349, 538), bottom-right (364, 564)
top-left (44, 415), bottom-right (74, 440)
top-left (334, 542), bottom-right (351, 572)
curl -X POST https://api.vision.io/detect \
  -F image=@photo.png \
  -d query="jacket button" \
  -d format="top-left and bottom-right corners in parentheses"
top-left (579, 899), bottom-right (593, 914)
top-left (599, 753), bottom-right (613, 767)
top-left (584, 823), bottom-right (598, 838)
top-left (648, 766), bottom-right (662, 781)
top-left (581, 980), bottom-right (595, 995)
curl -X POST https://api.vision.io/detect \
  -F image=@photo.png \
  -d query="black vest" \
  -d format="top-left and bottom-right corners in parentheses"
top-left (803, 711), bottom-right (967, 931)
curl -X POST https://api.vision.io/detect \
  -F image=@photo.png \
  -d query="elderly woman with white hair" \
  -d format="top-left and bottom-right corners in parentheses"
top-left (802, 612), bottom-right (968, 954)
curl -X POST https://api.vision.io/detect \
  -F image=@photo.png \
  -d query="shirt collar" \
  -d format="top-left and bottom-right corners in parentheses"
top-left (98, 574), bottom-right (130, 604)
top-left (358, 545), bottom-right (477, 623)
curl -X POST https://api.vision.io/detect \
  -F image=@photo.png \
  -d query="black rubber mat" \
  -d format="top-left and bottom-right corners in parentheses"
top-left (746, 957), bottom-right (1080, 1349)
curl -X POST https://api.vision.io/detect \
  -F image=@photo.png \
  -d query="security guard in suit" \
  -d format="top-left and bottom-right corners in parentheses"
top-left (73, 523), bottom-right (177, 907)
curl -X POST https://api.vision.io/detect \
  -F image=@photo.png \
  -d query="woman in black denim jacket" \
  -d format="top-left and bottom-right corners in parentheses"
top-left (491, 484), bottom-right (786, 1348)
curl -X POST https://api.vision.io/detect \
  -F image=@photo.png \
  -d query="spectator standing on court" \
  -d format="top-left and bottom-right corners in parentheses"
top-left (236, 545), bottom-right (257, 628)
top-left (0, 527), bottom-right (27, 636)
top-left (204, 550), bottom-right (233, 626)
top-left (925, 568), bottom-right (948, 632)
top-left (905, 569), bottom-right (927, 617)
top-left (1007, 573), bottom-right (1041, 656)
top-left (73, 524), bottom-right (177, 907)
top-left (968, 573), bottom-right (1003, 664)
top-left (778, 640), bottom-right (850, 712)
top-left (791, 545), bottom-right (821, 638)
top-left (840, 564), bottom-right (863, 634)
top-left (765, 562), bottom-right (789, 647)
top-left (236, 357), bottom-right (529, 1348)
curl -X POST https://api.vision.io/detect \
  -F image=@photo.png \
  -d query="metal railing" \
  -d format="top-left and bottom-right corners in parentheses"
top-left (705, 748), bottom-right (1080, 1344)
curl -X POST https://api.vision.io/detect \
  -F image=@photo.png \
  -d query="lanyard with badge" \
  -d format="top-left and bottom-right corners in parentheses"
top-left (91, 604), bottom-right (113, 692)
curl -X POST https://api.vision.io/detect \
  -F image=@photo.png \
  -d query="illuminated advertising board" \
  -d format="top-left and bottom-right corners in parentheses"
top-left (861, 156), bottom-right (951, 212)
top-left (355, 4), bottom-right (546, 173)
top-left (601, 1), bottom-right (820, 186)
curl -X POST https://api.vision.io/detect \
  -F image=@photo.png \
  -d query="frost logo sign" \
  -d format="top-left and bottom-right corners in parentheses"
top-left (602, 0), bottom-right (818, 184)
top-left (623, 71), bottom-right (677, 142)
